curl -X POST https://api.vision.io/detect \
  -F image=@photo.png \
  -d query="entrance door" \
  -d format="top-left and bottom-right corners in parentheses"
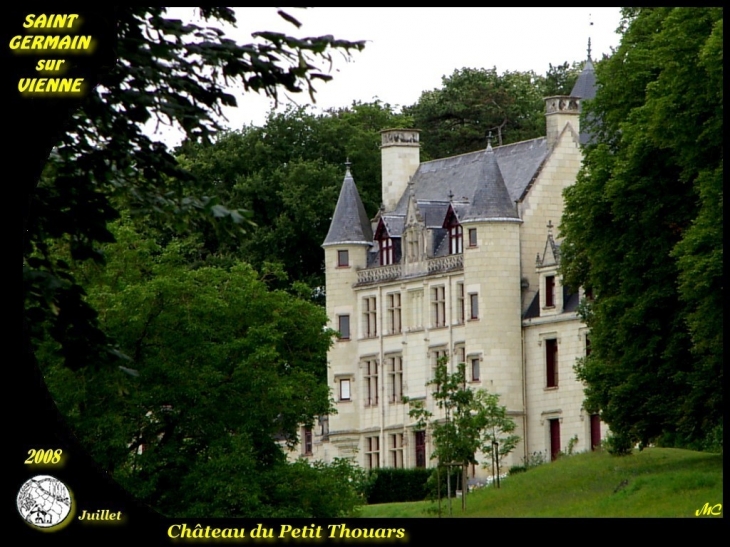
top-left (590, 414), bottom-right (601, 450)
top-left (549, 419), bottom-right (561, 461)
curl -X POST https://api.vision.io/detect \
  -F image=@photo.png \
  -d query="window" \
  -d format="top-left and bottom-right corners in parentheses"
top-left (469, 293), bottom-right (479, 320)
top-left (365, 436), bottom-right (380, 469)
top-left (364, 359), bottom-right (379, 406)
top-left (468, 228), bottom-right (477, 247)
top-left (388, 355), bottom-right (403, 403)
top-left (338, 315), bottom-right (350, 340)
top-left (339, 379), bottom-right (351, 401)
top-left (337, 249), bottom-right (349, 267)
top-left (302, 427), bottom-right (313, 456)
top-left (471, 358), bottom-right (481, 382)
top-left (455, 346), bottom-right (466, 368)
top-left (379, 237), bottom-right (394, 266)
top-left (431, 286), bottom-right (445, 327)
top-left (431, 348), bottom-right (448, 383)
top-left (363, 296), bottom-right (377, 338)
top-left (546, 338), bottom-right (558, 388)
top-left (387, 293), bottom-right (402, 334)
top-left (549, 419), bottom-right (561, 461)
top-left (449, 224), bottom-right (463, 254)
top-left (456, 283), bottom-right (465, 324)
top-left (390, 433), bottom-right (404, 468)
top-left (585, 334), bottom-right (592, 357)
top-left (545, 275), bottom-right (555, 307)
top-left (414, 430), bottom-right (426, 468)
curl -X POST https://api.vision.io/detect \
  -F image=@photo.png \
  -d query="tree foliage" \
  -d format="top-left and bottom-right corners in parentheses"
top-left (176, 101), bottom-right (413, 291)
top-left (406, 358), bottom-right (519, 508)
top-left (23, 7), bottom-right (365, 371)
top-left (38, 217), bottom-right (365, 517)
top-left (560, 8), bottom-right (723, 452)
top-left (405, 64), bottom-right (580, 159)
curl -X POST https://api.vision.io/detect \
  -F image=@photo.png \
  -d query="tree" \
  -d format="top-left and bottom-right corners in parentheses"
top-left (560, 8), bottom-right (723, 453)
top-left (22, 7), bottom-right (365, 371)
top-left (176, 101), bottom-right (413, 291)
top-left (404, 64), bottom-right (580, 160)
top-left (406, 358), bottom-right (519, 511)
top-left (37, 216), bottom-right (364, 517)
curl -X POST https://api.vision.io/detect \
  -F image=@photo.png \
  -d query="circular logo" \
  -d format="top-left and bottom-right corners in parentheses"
top-left (17, 475), bottom-right (72, 529)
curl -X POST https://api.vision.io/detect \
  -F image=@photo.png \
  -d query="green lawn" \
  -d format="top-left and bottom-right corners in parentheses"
top-left (357, 448), bottom-right (723, 517)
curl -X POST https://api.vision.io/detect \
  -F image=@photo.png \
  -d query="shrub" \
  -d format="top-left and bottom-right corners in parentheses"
top-left (365, 468), bottom-right (433, 504)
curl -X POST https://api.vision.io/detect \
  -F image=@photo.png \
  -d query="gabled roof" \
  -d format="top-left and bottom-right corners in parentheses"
top-left (391, 137), bottom-right (548, 215)
top-left (461, 142), bottom-right (520, 222)
top-left (322, 166), bottom-right (373, 247)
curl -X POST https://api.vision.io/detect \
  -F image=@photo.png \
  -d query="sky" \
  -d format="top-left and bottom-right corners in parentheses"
top-left (154, 7), bottom-right (624, 146)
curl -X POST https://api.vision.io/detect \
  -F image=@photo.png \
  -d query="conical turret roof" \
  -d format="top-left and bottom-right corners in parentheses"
top-left (322, 165), bottom-right (373, 246)
top-left (461, 142), bottom-right (520, 222)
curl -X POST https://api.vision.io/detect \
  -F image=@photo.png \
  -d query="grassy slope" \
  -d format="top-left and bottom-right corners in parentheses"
top-left (358, 448), bottom-right (723, 517)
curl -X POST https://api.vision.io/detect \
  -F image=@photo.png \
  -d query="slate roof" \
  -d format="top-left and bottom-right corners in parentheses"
top-left (522, 286), bottom-right (580, 320)
top-left (571, 56), bottom-right (597, 145)
top-left (322, 167), bottom-right (373, 246)
top-left (391, 137), bottom-right (549, 216)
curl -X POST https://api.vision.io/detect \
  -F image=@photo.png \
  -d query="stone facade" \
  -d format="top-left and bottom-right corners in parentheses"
top-left (300, 59), bottom-right (608, 478)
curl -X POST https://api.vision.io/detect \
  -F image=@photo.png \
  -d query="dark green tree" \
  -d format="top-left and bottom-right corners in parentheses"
top-left (38, 216), bottom-right (364, 517)
top-left (560, 7), bottom-right (723, 453)
top-left (176, 101), bottom-right (413, 291)
top-left (23, 7), bottom-right (365, 371)
top-left (404, 64), bottom-right (580, 160)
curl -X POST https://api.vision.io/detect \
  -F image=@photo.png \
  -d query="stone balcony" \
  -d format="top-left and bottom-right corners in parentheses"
top-left (355, 254), bottom-right (463, 286)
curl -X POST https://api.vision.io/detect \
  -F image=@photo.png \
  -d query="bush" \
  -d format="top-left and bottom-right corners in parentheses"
top-left (365, 468), bottom-right (433, 504)
top-left (508, 465), bottom-right (527, 475)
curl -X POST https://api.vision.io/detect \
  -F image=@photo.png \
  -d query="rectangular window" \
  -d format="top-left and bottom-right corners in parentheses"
top-left (546, 338), bottom-right (558, 388)
top-left (387, 293), bottom-right (402, 334)
top-left (363, 296), bottom-right (377, 338)
top-left (456, 283), bottom-right (465, 324)
top-left (455, 346), bottom-right (466, 368)
top-left (471, 358), bottom-right (481, 382)
top-left (449, 225), bottom-right (463, 254)
top-left (366, 436), bottom-right (380, 469)
top-left (545, 275), bottom-right (555, 307)
top-left (469, 293), bottom-right (479, 320)
top-left (585, 334), bottom-right (591, 357)
top-left (337, 249), bottom-right (349, 267)
top-left (415, 430), bottom-right (426, 468)
top-left (302, 427), bottom-right (313, 456)
top-left (390, 433), bottom-right (404, 468)
top-left (431, 286), bottom-right (446, 327)
top-left (338, 315), bottom-right (350, 340)
top-left (590, 414), bottom-right (601, 451)
top-left (364, 359), bottom-right (379, 406)
top-left (468, 228), bottom-right (477, 247)
top-left (431, 348), bottom-right (448, 383)
top-left (388, 355), bottom-right (403, 403)
top-left (339, 379), bottom-right (351, 401)
top-left (379, 238), bottom-right (393, 266)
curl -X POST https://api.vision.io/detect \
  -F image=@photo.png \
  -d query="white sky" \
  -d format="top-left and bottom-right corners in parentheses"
top-left (155, 7), bottom-right (624, 146)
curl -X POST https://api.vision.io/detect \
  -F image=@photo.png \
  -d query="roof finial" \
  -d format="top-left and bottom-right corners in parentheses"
top-left (547, 219), bottom-right (554, 236)
top-left (588, 13), bottom-right (593, 61)
top-left (344, 157), bottom-right (352, 175)
top-left (448, 189), bottom-right (454, 201)
top-left (486, 130), bottom-right (493, 151)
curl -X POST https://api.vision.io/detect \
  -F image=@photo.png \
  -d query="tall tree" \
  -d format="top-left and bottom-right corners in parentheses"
top-left (176, 101), bottom-right (413, 291)
top-left (405, 64), bottom-right (580, 160)
top-left (22, 8), bottom-right (364, 371)
top-left (560, 8), bottom-right (723, 452)
top-left (38, 216), bottom-right (365, 517)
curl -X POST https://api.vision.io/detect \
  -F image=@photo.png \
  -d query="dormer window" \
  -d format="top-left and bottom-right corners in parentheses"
top-left (545, 275), bottom-right (555, 307)
top-left (449, 225), bottom-right (463, 254)
top-left (374, 218), bottom-right (395, 266)
top-left (379, 237), bottom-right (394, 265)
top-left (443, 204), bottom-right (463, 255)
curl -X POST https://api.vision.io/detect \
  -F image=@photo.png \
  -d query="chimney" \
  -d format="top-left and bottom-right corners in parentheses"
top-left (544, 96), bottom-right (580, 148)
top-left (380, 129), bottom-right (420, 211)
